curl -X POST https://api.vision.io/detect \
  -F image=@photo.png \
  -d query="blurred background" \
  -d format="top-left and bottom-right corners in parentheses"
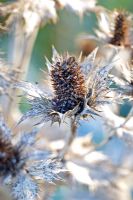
top-left (0, 0), bottom-right (133, 199)
top-left (1, 0), bottom-right (133, 81)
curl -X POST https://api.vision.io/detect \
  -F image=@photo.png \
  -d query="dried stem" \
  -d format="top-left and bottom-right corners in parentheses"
top-left (58, 119), bottom-right (77, 159)
top-left (118, 106), bottom-right (133, 128)
top-left (4, 21), bottom-right (39, 124)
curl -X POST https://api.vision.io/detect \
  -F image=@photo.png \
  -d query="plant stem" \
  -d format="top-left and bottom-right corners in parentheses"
top-left (4, 20), bottom-right (39, 124)
top-left (59, 118), bottom-right (77, 159)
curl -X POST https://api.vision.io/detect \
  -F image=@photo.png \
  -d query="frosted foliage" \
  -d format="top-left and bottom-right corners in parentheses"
top-left (12, 173), bottom-right (38, 200)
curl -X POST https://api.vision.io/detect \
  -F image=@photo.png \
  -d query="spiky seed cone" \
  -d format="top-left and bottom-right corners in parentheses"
top-left (0, 135), bottom-right (20, 175)
top-left (51, 56), bottom-right (86, 114)
top-left (110, 12), bottom-right (129, 46)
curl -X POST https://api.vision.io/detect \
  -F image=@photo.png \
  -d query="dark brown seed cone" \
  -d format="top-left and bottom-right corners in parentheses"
top-left (51, 56), bottom-right (86, 114)
top-left (0, 135), bottom-right (20, 176)
top-left (110, 12), bottom-right (130, 46)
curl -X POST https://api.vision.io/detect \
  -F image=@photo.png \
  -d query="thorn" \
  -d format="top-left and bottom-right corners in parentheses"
top-left (78, 51), bottom-right (83, 62)
top-left (45, 56), bottom-right (52, 72)
top-left (52, 45), bottom-right (59, 62)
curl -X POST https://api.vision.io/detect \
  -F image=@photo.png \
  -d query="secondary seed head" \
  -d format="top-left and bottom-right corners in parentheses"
top-left (0, 135), bottom-right (20, 176)
top-left (110, 11), bottom-right (130, 46)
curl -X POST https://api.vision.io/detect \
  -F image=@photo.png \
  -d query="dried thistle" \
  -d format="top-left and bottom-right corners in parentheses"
top-left (0, 116), bottom-right (38, 179)
top-left (0, 0), bottom-right (101, 121)
top-left (51, 55), bottom-right (86, 115)
top-left (0, 114), bottom-right (65, 200)
top-left (83, 9), bottom-right (133, 48)
top-left (15, 47), bottom-right (115, 125)
top-left (0, 135), bottom-right (21, 176)
top-left (88, 9), bottom-right (133, 48)
top-left (109, 11), bottom-right (130, 46)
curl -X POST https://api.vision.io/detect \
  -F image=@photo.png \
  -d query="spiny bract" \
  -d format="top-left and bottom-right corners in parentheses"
top-left (0, 114), bottom-right (65, 200)
top-left (112, 63), bottom-right (133, 100)
top-left (15, 47), bottom-right (115, 125)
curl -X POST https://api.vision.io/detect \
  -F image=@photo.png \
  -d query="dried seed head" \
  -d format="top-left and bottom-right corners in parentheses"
top-left (0, 135), bottom-right (20, 176)
top-left (0, 115), bottom-right (67, 200)
top-left (51, 55), bottom-right (86, 114)
top-left (110, 11), bottom-right (130, 46)
top-left (90, 9), bottom-right (133, 49)
top-left (15, 47), bottom-right (115, 125)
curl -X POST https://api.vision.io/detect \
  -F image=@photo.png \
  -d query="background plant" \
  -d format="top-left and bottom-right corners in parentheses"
top-left (0, 0), bottom-right (133, 200)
